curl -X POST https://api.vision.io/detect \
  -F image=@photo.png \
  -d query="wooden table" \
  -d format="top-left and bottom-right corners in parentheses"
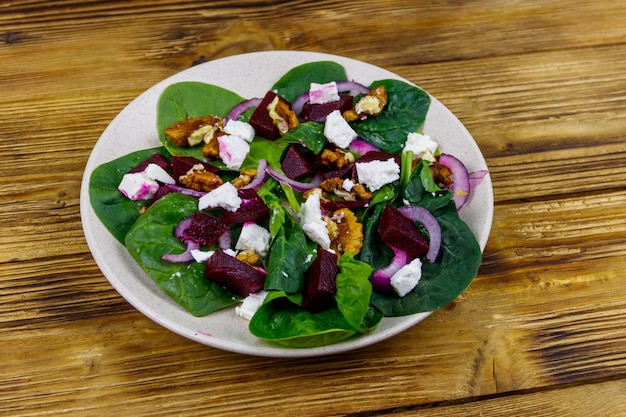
top-left (2, 1), bottom-right (626, 415)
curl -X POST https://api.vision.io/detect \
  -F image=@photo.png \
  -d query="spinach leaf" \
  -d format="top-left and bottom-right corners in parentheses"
top-left (351, 79), bottom-right (431, 154)
top-left (369, 207), bottom-right (481, 315)
top-left (249, 297), bottom-right (357, 348)
top-left (89, 147), bottom-right (168, 244)
top-left (360, 203), bottom-right (393, 270)
top-left (335, 254), bottom-right (375, 331)
top-left (263, 206), bottom-right (308, 293)
top-left (271, 61), bottom-right (348, 102)
top-left (368, 162), bottom-right (481, 315)
top-left (156, 82), bottom-right (246, 159)
top-left (125, 192), bottom-right (239, 316)
top-left (280, 121), bottom-right (326, 155)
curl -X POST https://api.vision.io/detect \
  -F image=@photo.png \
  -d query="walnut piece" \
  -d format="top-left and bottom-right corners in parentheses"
top-left (267, 95), bottom-right (299, 135)
top-left (231, 168), bottom-right (257, 189)
top-left (164, 115), bottom-right (223, 147)
top-left (431, 162), bottom-right (453, 188)
top-left (236, 250), bottom-right (262, 267)
top-left (329, 208), bottom-right (364, 256)
top-left (320, 148), bottom-right (355, 169)
top-left (343, 86), bottom-right (387, 121)
top-left (179, 165), bottom-right (223, 192)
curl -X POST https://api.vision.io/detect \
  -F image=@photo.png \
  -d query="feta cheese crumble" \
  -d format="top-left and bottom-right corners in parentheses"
top-left (118, 172), bottom-right (159, 200)
top-left (198, 182), bottom-right (242, 212)
top-left (235, 222), bottom-right (271, 258)
top-left (218, 135), bottom-right (250, 170)
top-left (309, 81), bottom-right (340, 104)
top-left (235, 291), bottom-right (269, 320)
top-left (404, 132), bottom-right (438, 161)
top-left (299, 193), bottom-right (331, 250)
top-left (223, 119), bottom-right (256, 143)
top-left (190, 249), bottom-right (215, 263)
top-left (324, 110), bottom-right (357, 148)
top-left (390, 258), bottom-right (423, 297)
top-left (355, 158), bottom-right (400, 191)
top-left (342, 178), bottom-right (355, 192)
top-left (144, 163), bottom-right (175, 184)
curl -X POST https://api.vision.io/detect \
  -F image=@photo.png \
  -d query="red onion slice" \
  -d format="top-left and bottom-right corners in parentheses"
top-left (371, 247), bottom-right (409, 293)
top-left (162, 240), bottom-right (200, 263)
top-left (242, 159), bottom-right (269, 190)
top-left (397, 205), bottom-right (441, 263)
top-left (348, 137), bottom-right (380, 156)
top-left (165, 183), bottom-right (206, 198)
top-left (438, 153), bottom-right (471, 211)
top-left (469, 170), bottom-right (489, 188)
top-left (218, 230), bottom-right (231, 251)
top-left (266, 167), bottom-right (322, 192)
top-left (225, 97), bottom-right (262, 123)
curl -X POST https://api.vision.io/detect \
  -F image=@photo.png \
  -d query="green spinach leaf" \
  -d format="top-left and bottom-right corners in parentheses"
top-left (351, 79), bottom-right (431, 153)
top-left (156, 82), bottom-right (246, 159)
top-left (89, 147), bottom-right (168, 244)
top-left (125, 193), bottom-right (239, 316)
top-left (271, 61), bottom-right (348, 102)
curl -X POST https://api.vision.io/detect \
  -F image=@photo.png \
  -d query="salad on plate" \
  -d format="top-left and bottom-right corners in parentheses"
top-left (89, 60), bottom-right (488, 348)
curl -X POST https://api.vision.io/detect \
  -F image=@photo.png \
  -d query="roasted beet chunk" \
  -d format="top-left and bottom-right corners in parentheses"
top-left (301, 94), bottom-right (354, 122)
top-left (377, 204), bottom-right (428, 258)
top-left (281, 145), bottom-right (315, 180)
top-left (205, 249), bottom-right (265, 297)
top-left (172, 155), bottom-right (218, 181)
top-left (221, 188), bottom-right (270, 224)
top-left (249, 91), bottom-right (280, 140)
top-left (128, 153), bottom-right (171, 174)
top-left (184, 211), bottom-right (229, 247)
top-left (301, 249), bottom-right (338, 313)
top-left (355, 150), bottom-right (401, 166)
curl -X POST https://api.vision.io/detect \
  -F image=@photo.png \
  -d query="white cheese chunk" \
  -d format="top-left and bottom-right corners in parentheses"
top-left (235, 291), bottom-right (269, 320)
top-left (235, 222), bottom-right (271, 258)
top-left (144, 163), bottom-right (176, 184)
top-left (299, 193), bottom-right (331, 250)
top-left (118, 172), bottom-right (159, 201)
top-left (342, 178), bottom-right (355, 192)
top-left (309, 81), bottom-right (340, 104)
top-left (403, 132), bottom-right (438, 161)
top-left (355, 158), bottom-right (400, 191)
top-left (390, 258), bottom-right (423, 297)
top-left (224, 119), bottom-right (256, 143)
top-left (324, 110), bottom-right (357, 148)
top-left (218, 135), bottom-right (250, 170)
top-left (190, 249), bottom-right (215, 263)
top-left (198, 182), bottom-right (242, 212)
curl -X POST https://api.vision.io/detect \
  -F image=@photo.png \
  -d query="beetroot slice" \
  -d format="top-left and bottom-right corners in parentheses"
top-left (172, 156), bottom-right (218, 181)
top-left (221, 188), bottom-right (270, 224)
top-left (184, 211), bottom-right (229, 247)
top-left (204, 249), bottom-right (265, 297)
top-left (281, 145), bottom-right (315, 180)
top-left (301, 249), bottom-right (338, 313)
top-left (301, 94), bottom-right (354, 122)
top-left (320, 199), bottom-right (369, 211)
top-left (249, 91), bottom-right (280, 140)
top-left (355, 150), bottom-right (401, 166)
top-left (377, 204), bottom-right (428, 258)
top-left (128, 153), bottom-right (171, 174)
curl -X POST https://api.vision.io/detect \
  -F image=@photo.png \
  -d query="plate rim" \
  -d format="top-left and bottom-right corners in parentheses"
top-left (80, 50), bottom-right (493, 358)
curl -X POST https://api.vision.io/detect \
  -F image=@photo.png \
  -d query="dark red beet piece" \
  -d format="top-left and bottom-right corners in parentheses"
top-left (221, 188), bottom-right (270, 224)
top-left (172, 155), bottom-right (218, 181)
top-left (320, 199), bottom-right (369, 212)
top-left (301, 94), bottom-right (354, 122)
top-left (377, 204), bottom-right (428, 258)
top-left (205, 249), bottom-right (265, 297)
top-left (356, 150), bottom-right (401, 166)
top-left (281, 145), bottom-right (315, 180)
top-left (184, 211), bottom-right (229, 247)
top-left (128, 153), bottom-right (171, 174)
top-left (249, 91), bottom-right (280, 140)
top-left (301, 249), bottom-right (338, 313)
top-left (148, 186), bottom-right (174, 206)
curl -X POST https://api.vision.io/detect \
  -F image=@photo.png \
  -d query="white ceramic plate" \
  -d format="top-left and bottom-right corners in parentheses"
top-left (80, 51), bottom-right (493, 358)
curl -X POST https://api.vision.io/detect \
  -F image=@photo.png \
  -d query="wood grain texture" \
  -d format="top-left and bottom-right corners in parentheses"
top-left (1, 0), bottom-right (626, 415)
